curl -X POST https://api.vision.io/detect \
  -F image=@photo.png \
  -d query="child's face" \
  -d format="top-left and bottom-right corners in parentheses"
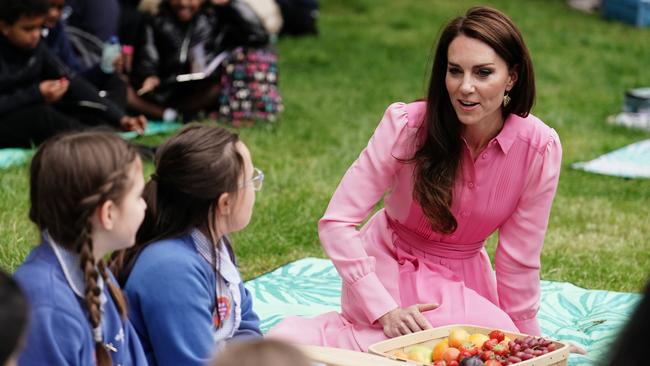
top-left (222, 142), bottom-right (257, 234)
top-left (107, 157), bottom-right (147, 251)
top-left (45, 0), bottom-right (66, 29)
top-left (0, 15), bottom-right (45, 50)
top-left (169, 0), bottom-right (204, 22)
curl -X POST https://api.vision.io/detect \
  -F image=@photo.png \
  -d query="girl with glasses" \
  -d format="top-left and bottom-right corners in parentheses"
top-left (111, 124), bottom-right (263, 365)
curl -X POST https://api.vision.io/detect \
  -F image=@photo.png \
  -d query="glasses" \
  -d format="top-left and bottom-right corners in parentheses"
top-left (241, 167), bottom-right (264, 191)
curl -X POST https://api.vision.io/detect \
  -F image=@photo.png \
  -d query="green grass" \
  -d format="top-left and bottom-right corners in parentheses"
top-left (2, 0), bottom-right (649, 293)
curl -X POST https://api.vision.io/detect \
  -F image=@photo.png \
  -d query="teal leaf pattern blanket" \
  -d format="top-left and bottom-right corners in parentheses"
top-left (246, 257), bottom-right (640, 366)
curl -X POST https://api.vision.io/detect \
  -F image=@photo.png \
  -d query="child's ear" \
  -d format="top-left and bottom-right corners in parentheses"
top-left (94, 200), bottom-right (116, 230)
top-left (216, 192), bottom-right (231, 216)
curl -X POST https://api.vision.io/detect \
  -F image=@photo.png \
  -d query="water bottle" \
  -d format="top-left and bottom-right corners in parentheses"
top-left (101, 36), bottom-right (121, 74)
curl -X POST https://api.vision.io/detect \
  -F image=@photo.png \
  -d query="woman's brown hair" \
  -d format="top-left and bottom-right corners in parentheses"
top-left (111, 124), bottom-right (244, 285)
top-left (29, 131), bottom-right (138, 366)
top-left (413, 6), bottom-right (535, 233)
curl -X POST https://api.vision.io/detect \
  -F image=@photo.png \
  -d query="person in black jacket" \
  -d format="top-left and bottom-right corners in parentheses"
top-left (43, 0), bottom-right (130, 116)
top-left (128, 0), bottom-right (268, 120)
top-left (0, 0), bottom-right (146, 148)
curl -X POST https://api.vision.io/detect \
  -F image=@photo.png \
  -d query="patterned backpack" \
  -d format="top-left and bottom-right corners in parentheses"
top-left (217, 46), bottom-right (283, 126)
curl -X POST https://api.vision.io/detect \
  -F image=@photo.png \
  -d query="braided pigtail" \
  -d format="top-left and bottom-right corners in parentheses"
top-left (77, 218), bottom-right (112, 366)
top-left (98, 261), bottom-right (127, 319)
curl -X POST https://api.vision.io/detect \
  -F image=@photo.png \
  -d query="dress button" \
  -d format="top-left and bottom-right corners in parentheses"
top-left (482, 153), bottom-right (488, 159)
top-left (468, 182), bottom-right (475, 189)
top-left (450, 235), bottom-right (457, 240)
top-left (461, 211), bottom-right (469, 217)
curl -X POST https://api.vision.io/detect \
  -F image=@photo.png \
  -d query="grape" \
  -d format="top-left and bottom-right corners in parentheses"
top-left (508, 356), bottom-right (523, 363)
top-left (520, 353), bottom-right (534, 360)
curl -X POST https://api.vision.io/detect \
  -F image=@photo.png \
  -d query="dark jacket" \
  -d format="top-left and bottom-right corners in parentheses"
top-left (134, 0), bottom-right (268, 85)
top-left (0, 36), bottom-right (124, 124)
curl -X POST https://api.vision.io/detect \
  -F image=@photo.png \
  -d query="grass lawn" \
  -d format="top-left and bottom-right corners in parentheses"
top-left (1, 0), bottom-right (649, 293)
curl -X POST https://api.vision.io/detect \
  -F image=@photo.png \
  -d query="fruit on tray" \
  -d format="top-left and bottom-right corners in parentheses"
top-left (388, 327), bottom-right (562, 365)
top-left (468, 333), bottom-right (490, 349)
top-left (405, 345), bottom-right (433, 363)
top-left (448, 328), bottom-right (471, 348)
top-left (432, 339), bottom-right (450, 361)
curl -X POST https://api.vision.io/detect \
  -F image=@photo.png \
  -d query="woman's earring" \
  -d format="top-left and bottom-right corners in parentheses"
top-left (503, 92), bottom-right (511, 107)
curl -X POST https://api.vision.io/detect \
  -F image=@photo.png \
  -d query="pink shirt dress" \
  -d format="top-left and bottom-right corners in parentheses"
top-left (269, 101), bottom-right (562, 351)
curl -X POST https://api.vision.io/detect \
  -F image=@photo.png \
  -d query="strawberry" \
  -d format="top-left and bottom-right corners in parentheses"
top-left (483, 339), bottom-right (498, 351)
top-left (492, 343), bottom-right (509, 357)
top-left (489, 330), bottom-right (506, 342)
top-left (480, 350), bottom-right (495, 361)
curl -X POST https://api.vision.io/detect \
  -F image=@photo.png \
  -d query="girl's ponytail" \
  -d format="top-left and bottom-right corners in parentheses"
top-left (78, 219), bottom-right (112, 366)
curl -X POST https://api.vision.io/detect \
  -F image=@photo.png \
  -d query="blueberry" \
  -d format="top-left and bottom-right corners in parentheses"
top-left (459, 356), bottom-right (485, 366)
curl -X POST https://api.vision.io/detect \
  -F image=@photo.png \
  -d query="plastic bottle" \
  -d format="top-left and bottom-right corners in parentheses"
top-left (101, 36), bottom-right (121, 74)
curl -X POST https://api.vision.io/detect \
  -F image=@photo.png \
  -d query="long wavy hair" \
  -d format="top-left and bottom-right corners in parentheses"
top-left (29, 132), bottom-right (138, 366)
top-left (110, 124), bottom-right (244, 286)
top-left (412, 6), bottom-right (535, 233)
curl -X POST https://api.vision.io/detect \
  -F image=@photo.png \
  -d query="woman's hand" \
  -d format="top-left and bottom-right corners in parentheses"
top-left (137, 76), bottom-right (160, 96)
top-left (377, 303), bottom-right (439, 338)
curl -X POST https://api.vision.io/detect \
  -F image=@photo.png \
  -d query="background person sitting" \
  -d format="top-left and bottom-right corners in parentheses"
top-left (0, 0), bottom-right (146, 148)
top-left (43, 0), bottom-right (131, 118)
top-left (128, 0), bottom-right (268, 121)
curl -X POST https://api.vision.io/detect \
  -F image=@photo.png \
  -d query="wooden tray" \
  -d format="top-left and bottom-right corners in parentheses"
top-left (368, 324), bottom-right (569, 366)
top-left (298, 345), bottom-right (409, 366)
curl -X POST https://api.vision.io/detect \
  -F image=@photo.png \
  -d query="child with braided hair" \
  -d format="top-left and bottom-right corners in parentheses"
top-left (13, 131), bottom-right (148, 366)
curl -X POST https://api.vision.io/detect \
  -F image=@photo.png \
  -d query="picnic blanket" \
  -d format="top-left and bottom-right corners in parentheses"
top-left (0, 121), bottom-right (182, 170)
top-left (572, 139), bottom-right (650, 179)
top-left (247, 257), bottom-right (641, 366)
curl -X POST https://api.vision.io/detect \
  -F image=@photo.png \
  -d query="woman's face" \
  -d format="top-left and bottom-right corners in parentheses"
top-left (169, 0), bottom-right (204, 22)
top-left (445, 34), bottom-right (517, 128)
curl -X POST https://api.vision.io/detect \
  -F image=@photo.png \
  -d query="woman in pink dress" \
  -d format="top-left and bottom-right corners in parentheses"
top-left (269, 6), bottom-right (561, 351)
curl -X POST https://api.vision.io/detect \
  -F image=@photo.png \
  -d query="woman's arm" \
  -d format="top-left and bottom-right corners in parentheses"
top-left (495, 129), bottom-right (562, 336)
top-left (318, 102), bottom-right (420, 324)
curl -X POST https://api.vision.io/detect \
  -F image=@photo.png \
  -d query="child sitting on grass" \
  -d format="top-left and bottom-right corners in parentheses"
top-left (128, 0), bottom-right (268, 121)
top-left (111, 124), bottom-right (263, 365)
top-left (14, 132), bottom-right (148, 365)
top-left (0, 0), bottom-right (145, 148)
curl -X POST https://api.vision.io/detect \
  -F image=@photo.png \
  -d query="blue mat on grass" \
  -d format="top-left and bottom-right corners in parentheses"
top-left (0, 121), bottom-right (182, 170)
top-left (572, 139), bottom-right (650, 179)
top-left (246, 257), bottom-right (641, 366)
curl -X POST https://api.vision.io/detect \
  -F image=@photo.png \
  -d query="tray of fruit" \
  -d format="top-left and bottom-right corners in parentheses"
top-left (368, 324), bottom-right (569, 366)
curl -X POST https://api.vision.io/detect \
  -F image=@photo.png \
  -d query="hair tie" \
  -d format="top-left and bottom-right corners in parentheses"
top-left (150, 173), bottom-right (159, 182)
top-left (93, 326), bottom-right (103, 343)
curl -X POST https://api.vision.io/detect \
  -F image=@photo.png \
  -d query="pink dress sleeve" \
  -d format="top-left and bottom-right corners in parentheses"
top-left (495, 129), bottom-right (563, 336)
top-left (318, 102), bottom-right (417, 324)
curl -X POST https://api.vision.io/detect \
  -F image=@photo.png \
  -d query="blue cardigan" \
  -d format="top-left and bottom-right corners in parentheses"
top-left (124, 233), bottom-right (261, 366)
top-left (13, 240), bottom-right (147, 366)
